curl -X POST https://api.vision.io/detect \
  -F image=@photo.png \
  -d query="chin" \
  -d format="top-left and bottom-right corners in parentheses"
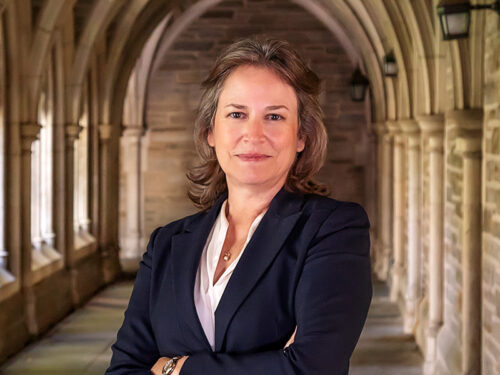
top-left (230, 174), bottom-right (272, 187)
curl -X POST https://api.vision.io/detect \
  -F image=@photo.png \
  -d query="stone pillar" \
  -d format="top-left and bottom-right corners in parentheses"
top-left (64, 123), bottom-right (82, 268)
top-left (20, 122), bottom-right (42, 334)
top-left (20, 123), bottom-right (42, 285)
top-left (387, 121), bottom-right (404, 303)
top-left (31, 140), bottom-right (42, 249)
top-left (373, 123), bottom-right (384, 277)
top-left (460, 142), bottom-right (481, 375)
top-left (400, 119), bottom-right (421, 333)
top-left (40, 122), bottom-right (56, 250)
top-left (417, 114), bottom-right (445, 374)
top-left (65, 123), bottom-right (82, 307)
top-left (0, 111), bottom-right (4, 269)
top-left (99, 123), bottom-right (120, 282)
top-left (374, 122), bottom-right (392, 281)
top-left (120, 127), bottom-right (143, 271)
top-left (450, 109), bottom-right (483, 375)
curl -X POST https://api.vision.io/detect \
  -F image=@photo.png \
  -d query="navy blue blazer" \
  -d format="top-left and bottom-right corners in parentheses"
top-left (106, 187), bottom-right (372, 375)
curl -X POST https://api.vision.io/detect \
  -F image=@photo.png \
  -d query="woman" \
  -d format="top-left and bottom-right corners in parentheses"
top-left (106, 37), bottom-right (372, 375)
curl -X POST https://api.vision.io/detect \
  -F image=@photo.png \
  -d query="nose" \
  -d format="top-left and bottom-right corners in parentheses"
top-left (244, 116), bottom-right (265, 142)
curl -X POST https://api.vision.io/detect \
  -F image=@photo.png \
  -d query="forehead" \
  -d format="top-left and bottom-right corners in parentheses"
top-left (218, 65), bottom-right (298, 109)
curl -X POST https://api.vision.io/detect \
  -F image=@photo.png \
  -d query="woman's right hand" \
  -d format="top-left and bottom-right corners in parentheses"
top-left (284, 326), bottom-right (297, 348)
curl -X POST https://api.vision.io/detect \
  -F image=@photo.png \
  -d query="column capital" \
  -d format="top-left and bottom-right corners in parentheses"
top-left (122, 126), bottom-right (144, 138)
top-left (449, 109), bottom-right (483, 158)
top-left (447, 109), bottom-right (483, 156)
top-left (373, 122), bottom-right (388, 136)
top-left (399, 119), bottom-right (420, 135)
top-left (20, 122), bottom-right (42, 151)
top-left (456, 136), bottom-right (482, 158)
top-left (386, 120), bottom-right (402, 135)
top-left (65, 123), bottom-right (83, 143)
top-left (416, 114), bottom-right (445, 135)
top-left (400, 119), bottom-right (420, 149)
top-left (445, 108), bottom-right (482, 131)
top-left (99, 123), bottom-right (113, 141)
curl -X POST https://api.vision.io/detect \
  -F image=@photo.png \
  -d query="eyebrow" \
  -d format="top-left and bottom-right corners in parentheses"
top-left (224, 103), bottom-right (289, 111)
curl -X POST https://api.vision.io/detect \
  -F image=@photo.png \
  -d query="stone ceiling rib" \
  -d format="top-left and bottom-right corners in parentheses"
top-left (69, 0), bottom-right (125, 124)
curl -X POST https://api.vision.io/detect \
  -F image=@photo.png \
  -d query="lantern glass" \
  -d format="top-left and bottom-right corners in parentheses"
top-left (351, 84), bottom-right (366, 102)
top-left (384, 61), bottom-right (398, 76)
top-left (442, 12), bottom-right (470, 38)
top-left (350, 67), bottom-right (369, 102)
top-left (437, 2), bottom-right (471, 40)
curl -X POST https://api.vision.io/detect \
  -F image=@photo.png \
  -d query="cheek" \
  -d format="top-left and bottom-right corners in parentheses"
top-left (272, 129), bottom-right (300, 154)
top-left (210, 124), bottom-right (233, 148)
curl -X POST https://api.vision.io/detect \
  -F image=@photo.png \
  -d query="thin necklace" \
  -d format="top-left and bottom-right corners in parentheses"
top-left (223, 202), bottom-right (232, 261)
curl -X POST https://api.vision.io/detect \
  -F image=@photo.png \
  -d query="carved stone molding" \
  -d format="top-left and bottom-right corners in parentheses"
top-left (20, 123), bottom-right (42, 152)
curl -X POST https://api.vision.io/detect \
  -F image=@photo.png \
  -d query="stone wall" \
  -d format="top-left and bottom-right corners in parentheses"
top-left (142, 0), bottom-right (372, 234)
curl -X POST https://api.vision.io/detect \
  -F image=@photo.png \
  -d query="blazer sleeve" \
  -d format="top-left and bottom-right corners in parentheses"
top-left (180, 202), bottom-right (372, 375)
top-left (105, 226), bottom-right (162, 375)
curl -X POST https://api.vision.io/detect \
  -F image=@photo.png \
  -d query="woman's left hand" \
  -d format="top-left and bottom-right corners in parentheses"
top-left (151, 356), bottom-right (189, 375)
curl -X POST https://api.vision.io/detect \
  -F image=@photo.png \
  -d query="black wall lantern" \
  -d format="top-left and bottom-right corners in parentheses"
top-left (350, 67), bottom-right (369, 102)
top-left (383, 51), bottom-right (398, 77)
top-left (437, 0), bottom-right (499, 40)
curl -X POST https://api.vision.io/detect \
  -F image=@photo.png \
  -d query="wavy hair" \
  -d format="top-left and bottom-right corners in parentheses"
top-left (187, 37), bottom-right (329, 210)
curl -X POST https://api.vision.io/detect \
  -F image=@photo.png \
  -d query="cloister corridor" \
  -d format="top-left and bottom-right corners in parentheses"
top-left (0, 0), bottom-right (499, 374)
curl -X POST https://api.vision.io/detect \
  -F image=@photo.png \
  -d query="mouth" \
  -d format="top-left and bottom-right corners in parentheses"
top-left (236, 153), bottom-right (271, 162)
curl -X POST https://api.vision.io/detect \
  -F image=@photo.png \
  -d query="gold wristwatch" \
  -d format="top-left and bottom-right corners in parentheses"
top-left (162, 356), bottom-right (181, 375)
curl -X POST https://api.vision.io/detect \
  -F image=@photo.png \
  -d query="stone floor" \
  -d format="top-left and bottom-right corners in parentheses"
top-left (350, 280), bottom-right (423, 375)
top-left (1, 279), bottom-right (423, 374)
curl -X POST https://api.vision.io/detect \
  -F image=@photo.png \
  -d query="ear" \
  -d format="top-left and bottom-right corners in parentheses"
top-left (296, 136), bottom-right (305, 153)
top-left (207, 130), bottom-right (215, 147)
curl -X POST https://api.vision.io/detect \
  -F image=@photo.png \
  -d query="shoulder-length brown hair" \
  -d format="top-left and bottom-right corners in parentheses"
top-left (187, 37), bottom-right (329, 210)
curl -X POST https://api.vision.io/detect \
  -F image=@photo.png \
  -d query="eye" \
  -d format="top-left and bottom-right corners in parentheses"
top-left (267, 113), bottom-right (284, 121)
top-left (228, 112), bottom-right (245, 119)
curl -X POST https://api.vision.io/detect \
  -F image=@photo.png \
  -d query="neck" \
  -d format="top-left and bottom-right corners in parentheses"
top-left (225, 182), bottom-right (284, 228)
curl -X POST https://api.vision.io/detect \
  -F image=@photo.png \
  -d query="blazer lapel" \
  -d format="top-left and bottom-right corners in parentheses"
top-left (170, 192), bottom-right (227, 351)
top-left (213, 187), bottom-right (304, 352)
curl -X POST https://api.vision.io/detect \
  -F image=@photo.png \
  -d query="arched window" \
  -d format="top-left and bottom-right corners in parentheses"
top-left (30, 57), bottom-right (60, 270)
top-left (74, 74), bottom-right (95, 249)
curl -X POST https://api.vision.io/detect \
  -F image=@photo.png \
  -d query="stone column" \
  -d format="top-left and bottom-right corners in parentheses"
top-left (387, 121), bottom-right (404, 303)
top-left (64, 123), bottom-right (82, 268)
top-left (30, 140), bottom-right (41, 249)
top-left (450, 109), bottom-right (483, 375)
top-left (417, 114), bottom-right (445, 374)
top-left (120, 127), bottom-right (143, 271)
top-left (373, 122), bottom-right (392, 281)
top-left (99, 123), bottom-right (120, 282)
top-left (40, 122), bottom-right (56, 250)
top-left (20, 122), bottom-right (42, 334)
top-left (20, 123), bottom-right (42, 286)
top-left (0, 113), bottom-right (4, 269)
top-left (400, 119), bottom-right (421, 333)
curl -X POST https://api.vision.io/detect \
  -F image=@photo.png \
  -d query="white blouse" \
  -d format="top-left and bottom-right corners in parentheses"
top-left (193, 199), bottom-right (267, 351)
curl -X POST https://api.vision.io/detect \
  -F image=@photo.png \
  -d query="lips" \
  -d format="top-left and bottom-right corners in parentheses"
top-left (236, 153), bottom-right (271, 161)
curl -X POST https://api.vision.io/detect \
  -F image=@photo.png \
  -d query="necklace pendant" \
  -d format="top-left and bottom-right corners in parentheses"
top-left (223, 251), bottom-right (231, 261)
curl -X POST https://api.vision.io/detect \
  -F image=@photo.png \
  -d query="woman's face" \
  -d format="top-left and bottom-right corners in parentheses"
top-left (208, 65), bottom-right (305, 191)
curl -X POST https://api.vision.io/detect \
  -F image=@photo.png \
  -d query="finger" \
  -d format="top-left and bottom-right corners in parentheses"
top-left (284, 326), bottom-right (297, 348)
